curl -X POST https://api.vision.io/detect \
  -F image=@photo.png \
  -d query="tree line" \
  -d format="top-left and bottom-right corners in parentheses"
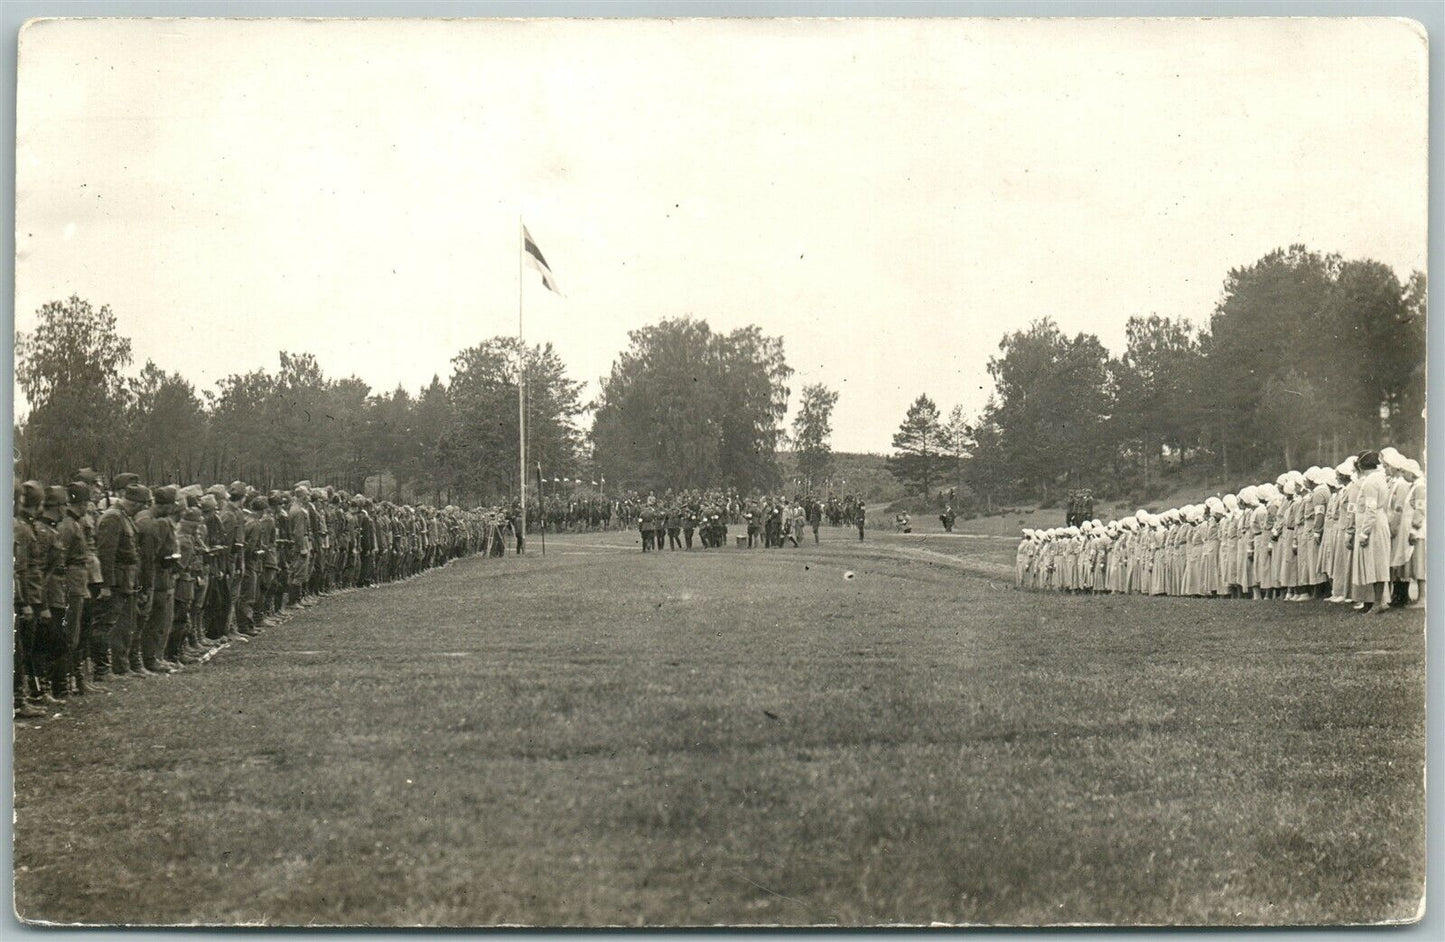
top-left (18, 244), bottom-right (1422, 509)
top-left (15, 303), bottom-right (813, 503)
top-left (885, 245), bottom-right (1426, 510)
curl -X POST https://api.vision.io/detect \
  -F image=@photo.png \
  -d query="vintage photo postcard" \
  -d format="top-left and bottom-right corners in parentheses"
top-left (11, 15), bottom-right (1427, 927)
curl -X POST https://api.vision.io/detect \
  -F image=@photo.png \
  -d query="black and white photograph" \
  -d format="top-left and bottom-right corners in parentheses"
top-left (8, 13), bottom-right (1430, 927)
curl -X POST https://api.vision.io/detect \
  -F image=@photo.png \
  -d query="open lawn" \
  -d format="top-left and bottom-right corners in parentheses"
top-left (13, 526), bottom-right (1424, 926)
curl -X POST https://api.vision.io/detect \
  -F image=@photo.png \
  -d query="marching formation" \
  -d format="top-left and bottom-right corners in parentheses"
top-left (631, 491), bottom-right (866, 551)
top-left (12, 470), bottom-right (509, 720)
top-left (1016, 448), bottom-right (1426, 612)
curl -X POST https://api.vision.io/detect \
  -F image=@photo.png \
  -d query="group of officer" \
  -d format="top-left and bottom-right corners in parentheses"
top-left (13, 469), bottom-right (508, 719)
top-left (633, 490), bottom-right (867, 551)
top-left (1015, 447), bottom-right (1426, 614)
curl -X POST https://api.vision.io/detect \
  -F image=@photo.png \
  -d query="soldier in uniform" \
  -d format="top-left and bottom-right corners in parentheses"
top-left (171, 503), bottom-right (205, 664)
top-left (259, 494), bottom-right (281, 622)
top-left (199, 488), bottom-right (227, 640)
top-left (14, 484), bottom-right (46, 716)
top-left (683, 500), bottom-right (700, 550)
top-left (73, 469), bottom-right (108, 684)
top-left (221, 482), bottom-right (249, 636)
top-left (30, 486), bottom-right (69, 700)
top-left (52, 483), bottom-right (93, 696)
top-left (286, 484), bottom-right (313, 607)
top-left (235, 496), bottom-right (265, 635)
top-left (638, 499), bottom-right (655, 552)
top-left (665, 501), bottom-right (683, 551)
top-left (96, 481), bottom-right (145, 678)
top-left (136, 485), bottom-right (181, 673)
top-left (15, 482), bottom-right (49, 709)
top-left (855, 499), bottom-right (866, 541)
top-left (357, 496), bottom-right (378, 582)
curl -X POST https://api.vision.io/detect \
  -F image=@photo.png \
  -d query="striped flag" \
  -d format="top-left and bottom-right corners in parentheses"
top-left (522, 224), bottom-right (562, 294)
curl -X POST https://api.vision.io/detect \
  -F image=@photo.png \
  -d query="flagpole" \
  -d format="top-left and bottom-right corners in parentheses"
top-left (518, 214), bottom-right (527, 554)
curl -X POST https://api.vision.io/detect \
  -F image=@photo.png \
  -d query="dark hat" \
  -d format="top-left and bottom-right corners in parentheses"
top-left (153, 485), bottom-right (179, 505)
top-left (20, 480), bottom-right (44, 506)
top-left (67, 482), bottom-right (90, 503)
top-left (112, 473), bottom-right (141, 491)
top-left (227, 481), bottom-right (247, 498)
top-left (182, 507), bottom-right (203, 523)
top-left (43, 485), bottom-right (68, 507)
top-left (267, 491), bottom-right (283, 507)
top-left (123, 484), bottom-right (151, 503)
top-left (249, 496), bottom-right (269, 512)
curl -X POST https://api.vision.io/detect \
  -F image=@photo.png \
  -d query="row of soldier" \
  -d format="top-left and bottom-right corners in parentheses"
top-left (634, 491), bottom-right (867, 551)
top-left (520, 491), bottom-right (867, 535)
top-left (1015, 447), bottom-right (1425, 613)
top-left (13, 470), bottom-right (510, 719)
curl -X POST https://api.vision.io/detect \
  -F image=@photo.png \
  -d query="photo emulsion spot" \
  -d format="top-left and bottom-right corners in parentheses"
top-left (10, 15), bottom-right (1428, 928)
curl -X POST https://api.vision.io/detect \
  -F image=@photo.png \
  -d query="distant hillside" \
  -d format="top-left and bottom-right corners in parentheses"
top-left (776, 451), bottom-right (907, 502)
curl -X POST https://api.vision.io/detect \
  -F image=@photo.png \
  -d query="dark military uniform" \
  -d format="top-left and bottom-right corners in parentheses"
top-left (95, 488), bottom-right (142, 676)
top-left (666, 504), bottom-right (683, 551)
top-left (136, 486), bottom-right (180, 672)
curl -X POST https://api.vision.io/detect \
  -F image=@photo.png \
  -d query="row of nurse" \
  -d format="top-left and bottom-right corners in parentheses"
top-left (1014, 448), bottom-right (1424, 614)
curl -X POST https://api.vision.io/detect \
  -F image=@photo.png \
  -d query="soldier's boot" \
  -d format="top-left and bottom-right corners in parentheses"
top-left (15, 700), bottom-right (47, 719)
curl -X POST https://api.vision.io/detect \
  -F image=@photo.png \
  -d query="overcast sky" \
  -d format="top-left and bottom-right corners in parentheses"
top-left (14, 17), bottom-right (1428, 453)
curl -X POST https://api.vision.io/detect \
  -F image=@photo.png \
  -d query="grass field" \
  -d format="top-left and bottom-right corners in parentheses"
top-left (13, 526), bottom-right (1425, 927)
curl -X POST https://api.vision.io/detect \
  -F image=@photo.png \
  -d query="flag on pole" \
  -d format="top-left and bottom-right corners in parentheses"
top-left (522, 225), bottom-right (562, 295)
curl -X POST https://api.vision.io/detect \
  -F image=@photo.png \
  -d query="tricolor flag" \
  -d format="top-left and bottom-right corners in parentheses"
top-left (522, 224), bottom-right (562, 295)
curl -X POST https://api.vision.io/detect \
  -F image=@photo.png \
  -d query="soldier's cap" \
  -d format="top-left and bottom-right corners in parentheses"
top-left (43, 485), bottom-right (68, 507)
top-left (67, 481), bottom-right (91, 504)
top-left (112, 472), bottom-right (141, 491)
top-left (75, 467), bottom-right (102, 484)
top-left (182, 507), bottom-right (204, 522)
top-left (329, 491), bottom-right (342, 503)
top-left (267, 491), bottom-right (284, 507)
top-left (153, 485), bottom-right (180, 505)
top-left (227, 481), bottom-right (248, 498)
top-left (123, 483), bottom-right (152, 503)
top-left (19, 480), bottom-right (45, 505)
top-left (293, 484), bottom-right (311, 497)
top-left (249, 496), bottom-right (269, 512)
top-left (200, 493), bottom-right (219, 511)
top-left (206, 483), bottom-right (229, 499)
